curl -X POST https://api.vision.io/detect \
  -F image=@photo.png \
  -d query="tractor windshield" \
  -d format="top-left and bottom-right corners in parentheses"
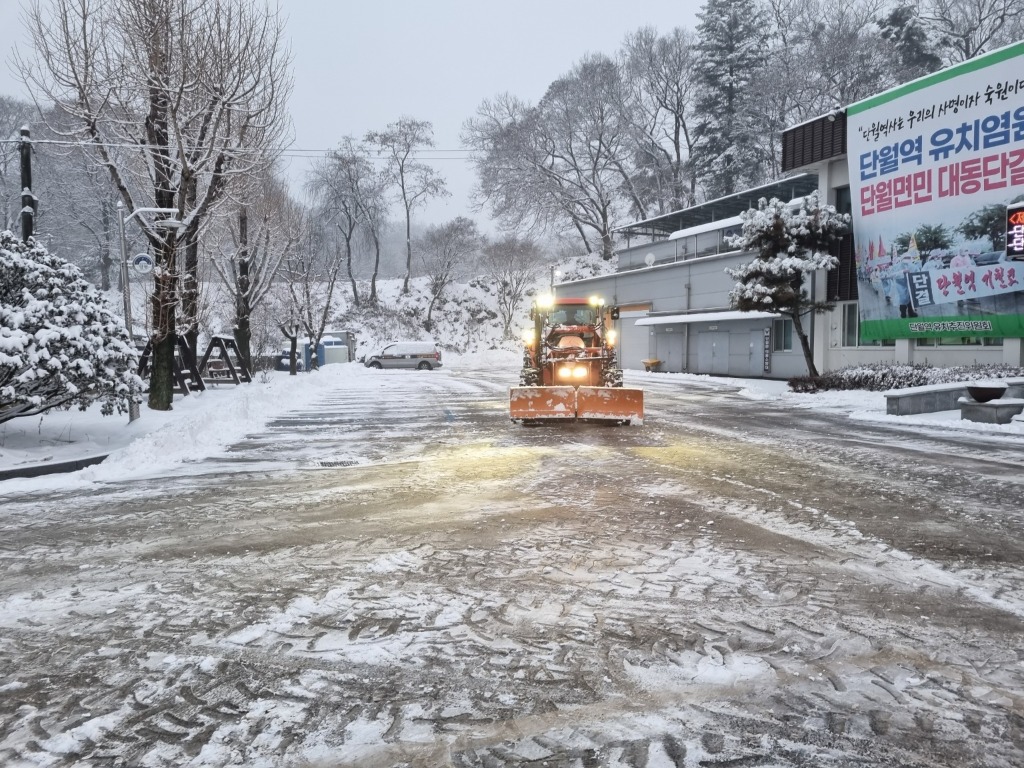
top-left (549, 306), bottom-right (597, 325)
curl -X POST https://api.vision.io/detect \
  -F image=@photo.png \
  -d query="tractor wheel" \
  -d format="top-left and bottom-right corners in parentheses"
top-left (520, 367), bottom-right (540, 386)
top-left (603, 367), bottom-right (623, 387)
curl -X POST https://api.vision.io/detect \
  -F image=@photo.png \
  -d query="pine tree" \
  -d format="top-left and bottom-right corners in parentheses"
top-left (878, 4), bottom-right (944, 81)
top-left (726, 192), bottom-right (850, 378)
top-left (0, 231), bottom-right (142, 424)
top-left (692, 0), bottom-right (769, 200)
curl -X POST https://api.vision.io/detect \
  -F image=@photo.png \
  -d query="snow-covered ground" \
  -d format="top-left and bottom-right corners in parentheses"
top-left (3, 349), bottom-right (1023, 767)
top-left (2, 349), bottom-right (1021, 490)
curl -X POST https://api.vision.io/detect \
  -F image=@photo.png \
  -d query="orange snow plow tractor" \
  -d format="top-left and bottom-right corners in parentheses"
top-left (509, 295), bottom-right (643, 424)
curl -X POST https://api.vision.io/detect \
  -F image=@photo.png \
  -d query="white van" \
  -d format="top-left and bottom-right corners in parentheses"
top-left (364, 341), bottom-right (443, 370)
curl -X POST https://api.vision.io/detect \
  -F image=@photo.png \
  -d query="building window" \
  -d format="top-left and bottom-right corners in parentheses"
top-left (696, 231), bottom-right (719, 258)
top-left (677, 236), bottom-right (694, 260)
top-left (721, 224), bottom-right (742, 251)
top-left (916, 337), bottom-right (1003, 347)
top-left (773, 318), bottom-right (793, 351)
top-left (840, 302), bottom-right (896, 347)
top-left (841, 302), bottom-right (859, 346)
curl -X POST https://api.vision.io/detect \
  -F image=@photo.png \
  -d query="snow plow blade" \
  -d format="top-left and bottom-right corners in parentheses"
top-left (576, 386), bottom-right (644, 424)
top-left (509, 386), bottom-right (643, 424)
top-left (509, 386), bottom-right (578, 420)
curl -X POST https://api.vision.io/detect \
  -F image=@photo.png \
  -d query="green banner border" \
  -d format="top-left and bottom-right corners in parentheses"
top-left (861, 314), bottom-right (1024, 341)
top-left (847, 41), bottom-right (1024, 116)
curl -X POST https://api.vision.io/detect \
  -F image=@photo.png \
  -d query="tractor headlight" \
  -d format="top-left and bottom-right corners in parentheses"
top-left (605, 329), bottom-right (617, 346)
top-left (573, 366), bottom-right (588, 379)
top-left (521, 327), bottom-right (535, 346)
top-left (537, 293), bottom-right (555, 310)
top-left (558, 365), bottom-right (574, 380)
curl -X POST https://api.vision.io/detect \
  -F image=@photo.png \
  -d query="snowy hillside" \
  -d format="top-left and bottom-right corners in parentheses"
top-left (159, 253), bottom-right (619, 364)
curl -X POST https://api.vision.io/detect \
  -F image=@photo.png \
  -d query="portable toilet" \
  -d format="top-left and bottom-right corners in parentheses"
top-left (303, 335), bottom-right (353, 368)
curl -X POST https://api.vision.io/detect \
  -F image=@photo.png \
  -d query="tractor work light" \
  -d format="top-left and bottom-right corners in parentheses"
top-left (605, 329), bottom-right (617, 346)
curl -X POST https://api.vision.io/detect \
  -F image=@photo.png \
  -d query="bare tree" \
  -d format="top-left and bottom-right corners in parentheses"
top-left (920, 0), bottom-right (1024, 63)
top-left (797, 0), bottom-right (895, 110)
top-left (16, 0), bottom-right (292, 410)
top-left (463, 94), bottom-right (544, 230)
top-left (465, 55), bottom-right (630, 260)
top-left (28, 108), bottom-right (123, 290)
top-left (417, 216), bottom-right (481, 332)
top-left (305, 137), bottom-right (376, 309)
top-left (365, 117), bottom-right (449, 295)
top-left (356, 169), bottom-right (390, 308)
top-left (480, 235), bottom-right (546, 339)
top-left (210, 172), bottom-right (301, 372)
top-left (619, 26), bottom-right (700, 215)
top-left (280, 221), bottom-right (342, 371)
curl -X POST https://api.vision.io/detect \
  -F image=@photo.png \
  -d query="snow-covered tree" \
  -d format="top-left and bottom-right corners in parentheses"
top-left (18, 0), bottom-right (293, 411)
top-left (0, 231), bottom-right (142, 425)
top-left (726, 192), bottom-right (849, 378)
top-left (878, 3), bottom-right (944, 80)
top-left (919, 0), bottom-right (1024, 64)
top-left (692, 0), bottom-right (769, 199)
top-left (619, 26), bottom-right (701, 215)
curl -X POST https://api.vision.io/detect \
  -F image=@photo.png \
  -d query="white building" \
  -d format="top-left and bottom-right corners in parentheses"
top-left (557, 41), bottom-right (1024, 378)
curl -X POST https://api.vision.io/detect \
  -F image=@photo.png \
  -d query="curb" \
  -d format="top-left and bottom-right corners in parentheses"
top-left (0, 454), bottom-right (109, 482)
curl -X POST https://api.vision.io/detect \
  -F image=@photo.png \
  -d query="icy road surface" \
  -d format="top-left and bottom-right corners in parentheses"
top-left (2, 369), bottom-right (1023, 767)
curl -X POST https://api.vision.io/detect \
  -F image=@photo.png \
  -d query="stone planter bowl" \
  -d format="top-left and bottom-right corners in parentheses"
top-left (966, 383), bottom-right (1007, 403)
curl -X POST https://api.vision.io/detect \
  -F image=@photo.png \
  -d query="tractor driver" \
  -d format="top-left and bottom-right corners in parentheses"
top-left (573, 309), bottom-right (590, 324)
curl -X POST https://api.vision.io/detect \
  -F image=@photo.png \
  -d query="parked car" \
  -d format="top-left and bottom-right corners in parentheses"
top-left (363, 341), bottom-right (443, 370)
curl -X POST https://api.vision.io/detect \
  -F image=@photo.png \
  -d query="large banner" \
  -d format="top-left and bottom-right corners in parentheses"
top-left (847, 42), bottom-right (1024, 341)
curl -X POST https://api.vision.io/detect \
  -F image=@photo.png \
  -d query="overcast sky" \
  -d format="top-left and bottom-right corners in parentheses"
top-left (1, 0), bottom-right (700, 231)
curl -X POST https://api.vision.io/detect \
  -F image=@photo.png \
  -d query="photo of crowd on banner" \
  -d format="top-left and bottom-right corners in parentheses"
top-left (854, 196), bottom-right (1024, 331)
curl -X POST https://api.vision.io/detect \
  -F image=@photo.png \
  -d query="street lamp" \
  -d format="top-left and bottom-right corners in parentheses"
top-left (117, 203), bottom-right (183, 422)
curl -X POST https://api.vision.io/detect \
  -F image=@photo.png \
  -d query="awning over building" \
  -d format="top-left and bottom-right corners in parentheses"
top-left (635, 310), bottom-right (779, 326)
top-left (613, 174), bottom-right (820, 241)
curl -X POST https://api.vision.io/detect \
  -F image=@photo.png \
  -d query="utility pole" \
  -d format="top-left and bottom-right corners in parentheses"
top-left (20, 127), bottom-right (36, 242)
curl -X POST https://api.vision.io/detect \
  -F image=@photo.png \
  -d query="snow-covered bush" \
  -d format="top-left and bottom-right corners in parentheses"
top-left (789, 362), bottom-right (1024, 393)
top-left (0, 231), bottom-right (142, 424)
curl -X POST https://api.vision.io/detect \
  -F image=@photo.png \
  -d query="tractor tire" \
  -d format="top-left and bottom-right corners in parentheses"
top-left (603, 368), bottom-right (623, 387)
top-left (520, 368), bottom-right (540, 386)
